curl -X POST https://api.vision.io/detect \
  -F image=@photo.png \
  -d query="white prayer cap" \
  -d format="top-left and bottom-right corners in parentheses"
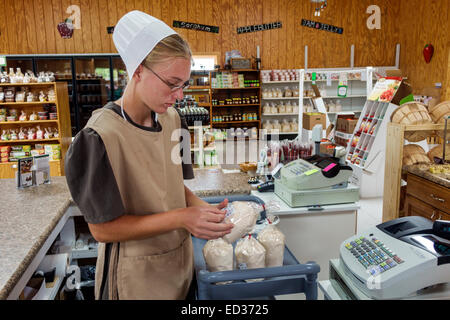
top-left (113, 11), bottom-right (177, 78)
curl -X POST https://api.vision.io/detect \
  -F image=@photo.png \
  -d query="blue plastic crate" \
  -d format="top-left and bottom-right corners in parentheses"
top-left (194, 195), bottom-right (320, 300)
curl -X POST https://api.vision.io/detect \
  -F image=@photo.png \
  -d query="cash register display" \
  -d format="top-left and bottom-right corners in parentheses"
top-left (316, 158), bottom-right (335, 170)
top-left (412, 235), bottom-right (450, 256)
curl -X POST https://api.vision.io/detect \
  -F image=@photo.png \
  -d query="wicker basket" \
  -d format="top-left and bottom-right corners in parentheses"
top-left (429, 101), bottom-right (450, 138)
top-left (402, 144), bottom-right (431, 166)
top-left (239, 162), bottom-right (257, 173)
top-left (427, 144), bottom-right (450, 162)
top-left (391, 102), bottom-right (433, 142)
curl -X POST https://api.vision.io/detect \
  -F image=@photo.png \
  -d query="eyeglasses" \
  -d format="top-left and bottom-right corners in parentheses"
top-left (142, 64), bottom-right (190, 91)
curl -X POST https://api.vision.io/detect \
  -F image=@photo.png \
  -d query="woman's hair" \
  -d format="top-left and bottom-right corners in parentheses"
top-left (143, 34), bottom-right (192, 68)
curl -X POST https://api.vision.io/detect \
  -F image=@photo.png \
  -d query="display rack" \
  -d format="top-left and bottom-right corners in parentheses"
top-left (0, 82), bottom-right (72, 179)
top-left (260, 73), bottom-right (301, 139)
top-left (261, 68), bottom-right (374, 142)
top-left (210, 70), bottom-right (261, 139)
top-left (344, 77), bottom-right (410, 198)
top-left (382, 123), bottom-right (446, 222)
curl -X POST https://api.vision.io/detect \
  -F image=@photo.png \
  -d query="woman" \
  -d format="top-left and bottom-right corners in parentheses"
top-left (65, 11), bottom-right (234, 300)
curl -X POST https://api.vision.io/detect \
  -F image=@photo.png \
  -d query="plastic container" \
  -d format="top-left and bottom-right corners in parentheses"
top-left (193, 195), bottom-right (320, 300)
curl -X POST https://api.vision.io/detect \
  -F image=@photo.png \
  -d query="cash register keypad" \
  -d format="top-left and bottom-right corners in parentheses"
top-left (289, 162), bottom-right (313, 176)
top-left (345, 236), bottom-right (404, 276)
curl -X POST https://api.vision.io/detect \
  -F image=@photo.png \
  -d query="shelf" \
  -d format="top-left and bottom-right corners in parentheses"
top-left (188, 125), bottom-right (210, 130)
top-left (263, 131), bottom-right (299, 135)
top-left (213, 104), bottom-right (259, 107)
top-left (212, 120), bottom-right (260, 125)
top-left (327, 111), bottom-right (360, 115)
top-left (322, 95), bottom-right (366, 99)
top-left (71, 247), bottom-right (98, 259)
top-left (0, 138), bottom-right (60, 144)
top-left (216, 69), bottom-right (259, 72)
top-left (0, 101), bottom-right (57, 105)
top-left (262, 97), bottom-right (302, 100)
top-left (197, 103), bottom-right (211, 107)
top-left (262, 113), bottom-right (299, 116)
top-left (0, 82), bottom-right (56, 86)
top-left (335, 131), bottom-right (353, 139)
top-left (262, 80), bottom-right (300, 84)
top-left (191, 145), bottom-right (216, 152)
top-left (185, 86), bottom-right (210, 90)
top-left (304, 79), bottom-right (364, 82)
top-left (212, 87), bottom-right (260, 90)
top-left (0, 160), bottom-right (60, 166)
top-left (0, 120), bottom-right (58, 124)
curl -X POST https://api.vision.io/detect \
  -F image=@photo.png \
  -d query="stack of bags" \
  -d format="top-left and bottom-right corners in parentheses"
top-left (202, 201), bottom-right (286, 283)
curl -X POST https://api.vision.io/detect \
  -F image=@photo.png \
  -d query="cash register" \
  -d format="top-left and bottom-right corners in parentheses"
top-left (274, 155), bottom-right (359, 207)
top-left (319, 216), bottom-right (450, 300)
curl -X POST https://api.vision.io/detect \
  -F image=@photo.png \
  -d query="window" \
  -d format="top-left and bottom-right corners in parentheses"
top-left (191, 54), bottom-right (217, 71)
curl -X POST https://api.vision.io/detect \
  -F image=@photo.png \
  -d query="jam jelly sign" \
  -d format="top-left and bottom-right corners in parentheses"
top-left (301, 19), bottom-right (343, 35)
top-left (173, 21), bottom-right (219, 33)
top-left (237, 22), bottom-right (282, 34)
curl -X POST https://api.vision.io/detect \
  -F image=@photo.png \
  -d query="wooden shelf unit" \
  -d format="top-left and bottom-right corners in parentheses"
top-left (210, 70), bottom-right (261, 136)
top-left (0, 82), bottom-right (72, 178)
top-left (382, 122), bottom-right (446, 222)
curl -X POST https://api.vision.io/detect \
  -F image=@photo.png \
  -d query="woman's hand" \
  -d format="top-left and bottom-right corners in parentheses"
top-left (179, 205), bottom-right (234, 240)
top-left (215, 198), bottom-right (228, 210)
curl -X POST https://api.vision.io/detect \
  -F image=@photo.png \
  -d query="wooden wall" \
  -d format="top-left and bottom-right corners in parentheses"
top-left (398, 1), bottom-right (450, 100)
top-left (0, 0), bottom-right (449, 98)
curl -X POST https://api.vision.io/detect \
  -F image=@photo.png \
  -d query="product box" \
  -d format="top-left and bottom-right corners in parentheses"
top-left (320, 140), bottom-right (336, 156)
top-left (303, 112), bottom-right (326, 130)
top-left (44, 144), bottom-right (61, 160)
top-left (336, 117), bottom-right (359, 134)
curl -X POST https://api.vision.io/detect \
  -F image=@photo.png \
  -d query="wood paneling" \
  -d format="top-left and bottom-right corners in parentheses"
top-left (0, 0), bottom-right (449, 95)
top-left (399, 0), bottom-right (450, 100)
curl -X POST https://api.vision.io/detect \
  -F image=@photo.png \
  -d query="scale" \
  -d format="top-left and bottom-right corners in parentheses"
top-left (274, 155), bottom-right (359, 207)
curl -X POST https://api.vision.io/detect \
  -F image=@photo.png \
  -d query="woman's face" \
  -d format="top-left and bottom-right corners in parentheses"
top-left (136, 57), bottom-right (191, 114)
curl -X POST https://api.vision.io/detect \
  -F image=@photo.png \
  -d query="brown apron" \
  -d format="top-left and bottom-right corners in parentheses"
top-left (85, 107), bottom-right (193, 300)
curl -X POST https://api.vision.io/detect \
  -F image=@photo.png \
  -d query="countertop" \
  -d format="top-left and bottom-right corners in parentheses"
top-left (185, 168), bottom-right (252, 197)
top-left (404, 164), bottom-right (450, 188)
top-left (0, 168), bottom-right (251, 299)
top-left (0, 176), bottom-right (72, 300)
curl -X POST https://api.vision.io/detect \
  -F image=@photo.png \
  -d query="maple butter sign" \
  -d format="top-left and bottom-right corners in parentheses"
top-left (237, 22), bottom-right (282, 34)
top-left (301, 19), bottom-right (343, 35)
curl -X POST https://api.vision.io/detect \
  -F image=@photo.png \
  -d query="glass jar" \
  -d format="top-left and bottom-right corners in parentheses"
top-left (263, 120), bottom-right (273, 131)
top-left (285, 102), bottom-right (293, 114)
top-left (278, 103), bottom-right (286, 114)
top-left (263, 103), bottom-right (271, 114)
top-left (284, 86), bottom-right (293, 97)
top-left (272, 120), bottom-right (281, 132)
top-left (282, 119), bottom-right (291, 132)
top-left (291, 119), bottom-right (299, 132)
top-left (271, 103), bottom-right (278, 114)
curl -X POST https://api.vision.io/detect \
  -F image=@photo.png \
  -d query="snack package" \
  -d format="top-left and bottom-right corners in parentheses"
top-left (235, 235), bottom-right (266, 282)
top-left (257, 224), bottom-right (286, 268)
top-left (202, 238), bottom-right (234, 274)
top-left (222, 201), bottom-right (260, 244)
